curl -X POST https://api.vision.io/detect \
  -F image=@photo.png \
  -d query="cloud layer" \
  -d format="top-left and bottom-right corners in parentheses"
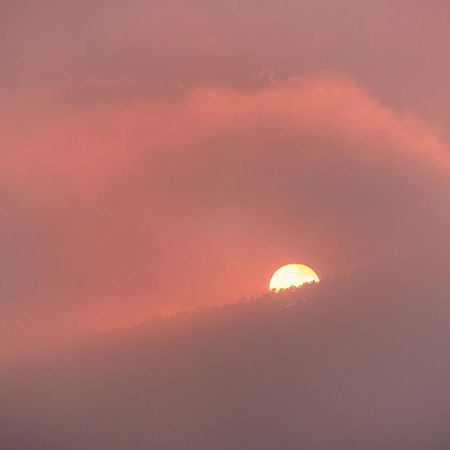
top-left (2, 0), bottom-right (450, 355)
top-left (2, 75), bottom-right (450, 349)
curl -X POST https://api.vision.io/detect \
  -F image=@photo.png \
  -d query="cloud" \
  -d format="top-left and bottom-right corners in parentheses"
top-left (3, 0), bottom-right (450, 131)
top-left (1, 74), bottom-right (450, 350)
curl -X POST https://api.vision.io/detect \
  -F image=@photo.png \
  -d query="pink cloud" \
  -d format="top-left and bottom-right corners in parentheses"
top-left (1, 74), bottom-right (450, 354)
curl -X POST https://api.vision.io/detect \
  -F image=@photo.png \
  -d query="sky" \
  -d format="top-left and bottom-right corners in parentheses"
top-left (2, 1), bottom-right (450, 447)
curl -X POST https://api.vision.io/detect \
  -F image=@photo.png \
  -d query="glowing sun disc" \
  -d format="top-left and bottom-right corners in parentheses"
top-left (269, 263), bottom-right (320, 291)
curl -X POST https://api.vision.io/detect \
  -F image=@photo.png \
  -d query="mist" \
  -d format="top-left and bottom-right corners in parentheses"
top-left (2, 256), bottom-right (450, 449)
top-left (2, 1), bottom-right (450, 446)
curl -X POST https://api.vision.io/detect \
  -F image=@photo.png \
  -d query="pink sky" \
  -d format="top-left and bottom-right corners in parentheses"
top-left (2, 0), bottom-right (450, 350)
top-left (2, 2), bottom-right (450, 448)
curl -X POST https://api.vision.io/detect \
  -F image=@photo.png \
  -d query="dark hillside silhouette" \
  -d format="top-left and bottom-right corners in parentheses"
top-left (2, 257), bottom-right (450, 449)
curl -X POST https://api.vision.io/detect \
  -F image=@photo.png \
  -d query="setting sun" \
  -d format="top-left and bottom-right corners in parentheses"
top-left (269, 263), bottom-right (320, 291)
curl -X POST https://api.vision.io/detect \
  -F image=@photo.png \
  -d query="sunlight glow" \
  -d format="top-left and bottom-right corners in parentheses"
top-left (269, 263), bottom-right (320, 291)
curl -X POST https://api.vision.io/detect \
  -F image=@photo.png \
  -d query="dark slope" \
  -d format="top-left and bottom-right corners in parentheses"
top-left (2, 257), bottom-right (450, 449)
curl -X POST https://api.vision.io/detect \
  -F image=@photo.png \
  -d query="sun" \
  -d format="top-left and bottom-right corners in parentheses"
top-left (269, 263), bottom-right (320, 291)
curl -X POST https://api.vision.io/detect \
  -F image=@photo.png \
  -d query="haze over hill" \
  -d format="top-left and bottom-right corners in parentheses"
top-left (3, 2), bottom-right (450, 447)
top-left (3, 1), bottom-right (450, 354)
top-left (2, 257), bottom-right (450, 449)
